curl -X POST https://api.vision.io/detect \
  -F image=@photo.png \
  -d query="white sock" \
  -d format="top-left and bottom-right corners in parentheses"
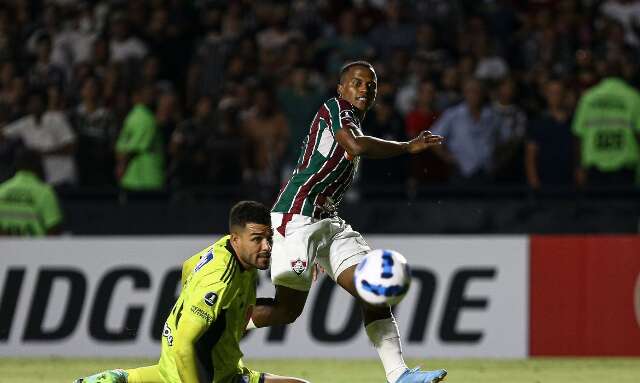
top-left (365, 316), bottom-right (408, 383)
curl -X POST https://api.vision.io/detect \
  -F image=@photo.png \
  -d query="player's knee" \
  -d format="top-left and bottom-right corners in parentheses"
top-left (359, 300), bottom-right (392, 320)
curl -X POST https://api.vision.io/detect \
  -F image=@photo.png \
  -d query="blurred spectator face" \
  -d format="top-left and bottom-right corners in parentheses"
top-left (255, 89), bottom-right (274, 114)
top-left (497, 79), bottom-right (516, 104)
top-left (195, 96), bottom-right (212, 120)
top-left (226, 55), bottom-right (246, 79)
top-left (417, 81), bottom-right (436, 107)
top-left (149, 9), bottom-right (169, 35)
top-left (92, 38), bottom-right (109, 64)
top-left (463, 79), bottom-right (484, 109)
top-left (47, 85), bottom-right (62, 110)
top-left (385, 0), bottom-right (401, 23)
top-left (416, 23), bottom-right (436, 48)
top-left (81, 77), bottom-right (99, 103)
top-left (271, 4), bottom-right (289, 29)
top-left (111, 18), bottom-right (128, 41)
top-left (36, 37), bottom-right (52, 62)
top-left (339, 10), bottom-right (356, 36)
top-left (143, 56), bottom-right (160, 81)
top-left (544, 80), bottom-right (564, 110)
top-left (156, 92), bottom-right (177, 122)
top-left (441, 68), bottom-right (459, 91)
top-left (133, 85), bottom-right (154, 106)
top-left (8, 77), bottom-right (26, 104)
top-left (202, 7), bottom-right (222, 34)
top-left (27, 92), bottom-right (45, 116)
top-left (291, 67), bottom-right (308, 89)
top-left (0, 61), bottom-right (14, 87)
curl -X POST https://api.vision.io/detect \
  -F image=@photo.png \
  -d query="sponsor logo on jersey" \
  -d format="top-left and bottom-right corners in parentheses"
top-left (191, 305), bottom-right (212, 322)
top-left (204, 291), bottom-right (218, 306)
top-left (291, 258), bottom-right (308, 275)
top-left (194, 250), bottom-right (214, 273)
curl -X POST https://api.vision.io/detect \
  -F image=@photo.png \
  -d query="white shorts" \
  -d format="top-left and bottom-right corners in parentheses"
top-left (270, 212), bottom-right (371, 291)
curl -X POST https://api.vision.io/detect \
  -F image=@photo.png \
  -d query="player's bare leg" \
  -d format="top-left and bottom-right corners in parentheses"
top-left (251, 285), bottom-right (309, 327)
top-left (337, 264), bottom-right (447, 383)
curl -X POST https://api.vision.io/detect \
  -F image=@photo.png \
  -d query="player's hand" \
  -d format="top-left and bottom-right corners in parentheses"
top-left (407, 130), bottom-right (444, 154)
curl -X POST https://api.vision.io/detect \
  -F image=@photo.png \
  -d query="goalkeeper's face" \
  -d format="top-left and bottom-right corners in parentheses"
top-left (232, 223), bottom-right (273, 270)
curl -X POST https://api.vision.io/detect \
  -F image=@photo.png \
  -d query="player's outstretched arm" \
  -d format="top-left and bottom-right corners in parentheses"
top-left (336, 127), bottom-right (443, 159)
top-left (174, 315), bottom-right (209, 383)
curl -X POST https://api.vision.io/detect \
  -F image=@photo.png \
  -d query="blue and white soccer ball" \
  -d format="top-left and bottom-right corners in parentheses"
top-left (354, 249), bottom-right (412, 306)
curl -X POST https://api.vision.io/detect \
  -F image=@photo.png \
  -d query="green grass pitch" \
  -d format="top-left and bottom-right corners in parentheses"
top-left (1, 357), bottom-right (639, 382)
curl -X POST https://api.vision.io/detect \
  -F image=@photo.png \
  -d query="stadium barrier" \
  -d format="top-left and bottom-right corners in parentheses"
top-left (1, 236), bottom-right (638, 357)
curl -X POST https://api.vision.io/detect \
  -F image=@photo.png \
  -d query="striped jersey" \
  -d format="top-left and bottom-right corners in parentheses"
top-left (273, 97), bottom-right (362, 218)
top-left (158, 235), bottom-right (257, 383)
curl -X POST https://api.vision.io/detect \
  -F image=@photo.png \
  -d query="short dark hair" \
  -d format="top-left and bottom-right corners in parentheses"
top-left (229, 201), bottom-right (271, 232)
top-left (14, 148), bottom-right (43, 177)
top-left (339, 60), bottom-right (375, 83)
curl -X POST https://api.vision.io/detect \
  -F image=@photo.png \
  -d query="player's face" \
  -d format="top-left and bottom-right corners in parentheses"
top-left (233, 223), bottom-right (273, 270)
top-left (338, 66), bottom-right (377, 112)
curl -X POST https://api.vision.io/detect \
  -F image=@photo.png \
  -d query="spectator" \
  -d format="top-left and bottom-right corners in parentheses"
top-left (0, 148), bottom-right (62, 236)
top-left (323, 9), bottom-right (375, 74)
top-left (71, 76), bottom-right (118, 187)
top-left (473, 35), bottom-right (509, 82)
top-left (361, 95), bottom-right (407, 188)
top-left (1, 89), bottom-right (77, 187)
top-left (492, 77), bottom-right (527, 184)
top-left (109, 13), bottom-right (148, 64)
top-left (431, 78), bottom-right (504, 185)
top-left (404, 80), bottom-right (448, 186)
top-left (367, 0), bottom-right (417, 58)
top-left (27, 34), bottom-right (66, 91)
top-left (168, 95), bottom-right (217, 187)
top-left (600, 0), bottom-right (640, 47)
top-left (572, 59), bottom-right (640, 187)
top-left (115, 83), bottom-right (164, 191)
top-left (241, 85), bottom-right (289, 200)
top-left (277, 66), bottom-right (326, 169)
top-left (525, 78), bottom-right (576, 190)
top-left (436, 67), bottom-right (462, 111)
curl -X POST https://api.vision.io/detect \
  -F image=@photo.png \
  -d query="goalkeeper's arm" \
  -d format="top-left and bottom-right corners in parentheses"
top-left (174, 315), bottom-right (209, 383)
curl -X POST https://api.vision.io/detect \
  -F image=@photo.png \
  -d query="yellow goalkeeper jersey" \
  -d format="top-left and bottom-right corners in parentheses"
top-left (158, 235), bottom-right (257, 383)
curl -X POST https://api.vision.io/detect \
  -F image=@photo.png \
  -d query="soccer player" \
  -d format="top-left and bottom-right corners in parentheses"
top-left (75, 201), bottom-right (309, 383)
top-left (249, 61), bottom-right (447, 383)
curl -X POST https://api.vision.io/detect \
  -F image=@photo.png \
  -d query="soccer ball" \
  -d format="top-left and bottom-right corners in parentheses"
top-left (354, 249), bottom-right (412, 306)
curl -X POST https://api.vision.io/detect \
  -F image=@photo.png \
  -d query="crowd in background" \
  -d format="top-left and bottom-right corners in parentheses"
top-left (1, 0), bottom-right (640, 202)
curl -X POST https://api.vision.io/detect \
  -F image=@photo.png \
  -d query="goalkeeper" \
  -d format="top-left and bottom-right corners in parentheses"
top-left (75, 201), bottom-right (309, 383)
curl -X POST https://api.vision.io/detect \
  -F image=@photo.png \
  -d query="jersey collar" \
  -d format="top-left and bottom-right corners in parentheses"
top-left (225, 239), bottom-right (246, 272)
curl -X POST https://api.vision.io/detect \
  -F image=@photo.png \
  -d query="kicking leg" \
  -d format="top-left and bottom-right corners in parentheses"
top-left (337, 264), bottom-right (447, 383)
top-left (251, 284), bottom-right (309, 327)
